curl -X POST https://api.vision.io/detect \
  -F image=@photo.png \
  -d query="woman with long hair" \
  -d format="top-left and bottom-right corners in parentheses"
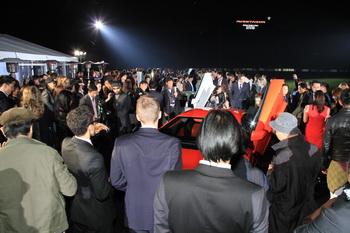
top-left (303, 90), bottom-right (330, 151)
top-left (20, 85), bottom-right (57, 149)
top-left (54, 90), bottom-right (74, 151)
top-left (330, 87), bottom-right (343, 116)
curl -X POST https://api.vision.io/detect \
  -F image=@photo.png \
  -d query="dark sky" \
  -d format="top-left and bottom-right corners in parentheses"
top-left (2, 1), bottom-right (350, 70)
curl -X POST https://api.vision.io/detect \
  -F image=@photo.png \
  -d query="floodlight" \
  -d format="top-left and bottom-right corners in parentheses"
top-left (94, 21), bottom-right (103, 29)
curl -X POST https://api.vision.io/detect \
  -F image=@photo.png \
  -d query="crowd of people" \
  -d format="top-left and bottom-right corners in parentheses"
top-left (0, 67), bottom-right (349, 233)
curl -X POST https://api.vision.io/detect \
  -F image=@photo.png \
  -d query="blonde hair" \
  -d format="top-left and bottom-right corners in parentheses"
top-left (136, 95), bottom-right (160, 123)
top-left (20, 86), bottom-right (45, 119)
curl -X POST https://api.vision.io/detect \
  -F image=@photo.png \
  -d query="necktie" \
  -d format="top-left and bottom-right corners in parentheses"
top-left (91, 97), bottom-right (98, 119)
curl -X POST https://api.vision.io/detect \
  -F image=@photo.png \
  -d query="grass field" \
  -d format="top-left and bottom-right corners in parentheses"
top-left (258, 71), bottom-right (350, 92)
top-left (284, 78), bottom-right (349, 92)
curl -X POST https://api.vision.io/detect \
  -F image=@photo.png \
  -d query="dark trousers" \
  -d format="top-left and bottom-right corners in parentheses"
top-left (71, 221), bottom-right (114, 233)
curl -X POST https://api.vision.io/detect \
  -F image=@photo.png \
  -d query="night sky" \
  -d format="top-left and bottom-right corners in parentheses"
top-left (2, 1), bottom-right (350, 70)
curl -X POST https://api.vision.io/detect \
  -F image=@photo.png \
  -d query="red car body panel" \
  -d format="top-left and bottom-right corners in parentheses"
top-left (159, 79), bottom-right (287, 169)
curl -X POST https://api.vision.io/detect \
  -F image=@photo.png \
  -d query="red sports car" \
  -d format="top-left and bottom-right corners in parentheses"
top-left (159, 79), bottom-right (287, 169)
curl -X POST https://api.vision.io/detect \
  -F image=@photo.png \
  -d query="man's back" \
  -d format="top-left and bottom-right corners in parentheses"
top-left (0, 137), bottom-right (77, 233)
top-left (61, 137), bottom-right (116, 230)
top-left (269, 135), bottom-right (321, 232)
top-left (148, 90), bottom-right (164, 109)
top-left (110, 127), bottom-right (182, 231)
top-left (154, 164), bottom-right (268, 233)
top-left (323, 107), bottom-right (350, 162)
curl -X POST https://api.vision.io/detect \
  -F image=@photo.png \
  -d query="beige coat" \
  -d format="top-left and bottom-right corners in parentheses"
top-left (0, 137), bottom-right (77, 233)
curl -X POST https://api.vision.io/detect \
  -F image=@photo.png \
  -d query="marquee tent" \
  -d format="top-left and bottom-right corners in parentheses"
top-left (0, 34), bottom-right (78, 62)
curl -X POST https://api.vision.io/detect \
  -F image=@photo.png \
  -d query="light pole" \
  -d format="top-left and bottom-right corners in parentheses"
top-left (74, 50), bottom-right (86, 62)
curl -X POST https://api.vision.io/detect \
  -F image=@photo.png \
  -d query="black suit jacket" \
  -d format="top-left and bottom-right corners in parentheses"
top-left (79, 94), bottom-right (100, 117)
top-left (163, 87), bottom-right (181, 119)
top-left (0, 91), bottom-right (15, 143)
top-left (61, 137), bottom-right (115, 231)
top-left (148, 90), bottom-right (164, 110)
top-left (154, 164), bottom-right (268, 233)
top-left (0, 91), bottom-right (14, 115)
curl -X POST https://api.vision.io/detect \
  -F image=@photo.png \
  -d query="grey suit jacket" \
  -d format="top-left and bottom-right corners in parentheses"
top-left (154, 164), bottom-right (268, 233)
top-left (294, 188), bottom-right (350, 233)
top-left (41, 88), bottom-right (55, 112)
top-left (61, 137), bottom-right (115, 231)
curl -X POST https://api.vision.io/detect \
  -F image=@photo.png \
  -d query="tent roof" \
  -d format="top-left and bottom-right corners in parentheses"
top-left (0, 34), bottom-right (78, 62)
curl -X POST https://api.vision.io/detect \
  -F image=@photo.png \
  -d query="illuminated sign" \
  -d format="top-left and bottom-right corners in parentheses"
top-left (236, 19), bottom-right (269, 30)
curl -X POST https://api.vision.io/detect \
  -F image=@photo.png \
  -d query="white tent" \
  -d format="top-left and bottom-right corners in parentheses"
top-left (0, 34), bottom-right (78, 62)
top-left (0, 34), bottom-right (79, 80)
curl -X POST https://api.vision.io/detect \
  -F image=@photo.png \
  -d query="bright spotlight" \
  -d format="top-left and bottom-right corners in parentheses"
top-left (94, 21), bottom-right (103, 29)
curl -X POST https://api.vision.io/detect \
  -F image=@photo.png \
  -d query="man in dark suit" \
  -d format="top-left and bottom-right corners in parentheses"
top-left (79, 83), bottom-right (100, 120)
top-left (163, 77), bottom-right (181, 122)
top-left (0, 75), bottom-right (16, 143)
top-left (135, 80), bottom-right (148, 101)
top-left (148, 80), bottom-right (164, 127)
top-left (154, 110), bottom-right (268, 233)
top-left (62, 105), bottom-right (115, 233)
top-left (110, 95), bottom-right (182, 233)
top-left (105, 81), bottom-right (132, 137)
top-left (0, 75), bottom-right (16, 115)
top-left (185, 75), bottom-right (195, 92)
top-left (229, 74), bottom-right (250, 109)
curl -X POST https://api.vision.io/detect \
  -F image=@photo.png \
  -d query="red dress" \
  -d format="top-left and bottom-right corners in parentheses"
top-left (304, 105), bottom-right (329, 151)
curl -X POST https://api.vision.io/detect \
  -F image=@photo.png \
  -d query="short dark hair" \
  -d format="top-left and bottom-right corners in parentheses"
top-left (321, 82), bottom-right (329, 91)
top-left (149, 80), bottom-right (157, 89)
top-left (196, 110), bottom-right (242, 163)
top-left (66, 105), bottom-right (94, 136)
top-left (340, 88), bottom-right (350, 106)
top-left (88, 84), bottom-right (98, 92)
top-left (165, 77), bottom-right (173, 83)
top-left (298, 83), bottom-right (307, 89)
top-left (312, 80), bottom-right (321, 86)
top-left (0, 76), bottom-right (16, 86)
top-left (238, 74), bottom-right (246, 81)
top-left (2, 120), bottom-right (34, 139)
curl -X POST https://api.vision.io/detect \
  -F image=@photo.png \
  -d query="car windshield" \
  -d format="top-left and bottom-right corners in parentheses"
top-left (159, 82), bottom-right (272, 148)
top-left (241, 83), bottom-right (271, 134)
top-left (159, 117), bottom-right (203, 150)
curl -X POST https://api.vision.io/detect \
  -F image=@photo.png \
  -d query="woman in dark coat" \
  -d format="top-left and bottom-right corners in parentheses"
top-left (54, 90), bottom-right (74, 152)
top-left (20, 85), bottom-right (58, 149)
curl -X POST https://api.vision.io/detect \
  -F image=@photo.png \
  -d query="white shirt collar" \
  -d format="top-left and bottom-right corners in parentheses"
top-left (0, 90), bottom-right (8, 97)
top-left (199, 160), bottom-right (231, 169)
top-left (74, 136), bottom-right (93, 146)
top-left (141, 126), bottom-right (158, 129)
